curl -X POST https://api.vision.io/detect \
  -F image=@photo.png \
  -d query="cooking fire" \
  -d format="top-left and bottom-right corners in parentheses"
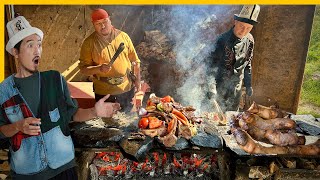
top-left (90, 151), bottom-right (218, 179)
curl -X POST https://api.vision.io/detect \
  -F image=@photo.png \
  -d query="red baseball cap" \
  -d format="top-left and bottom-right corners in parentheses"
top-left (91, 8), bottom-right (109, 22)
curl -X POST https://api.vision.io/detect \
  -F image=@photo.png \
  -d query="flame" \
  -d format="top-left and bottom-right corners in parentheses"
top-left (153, 152), bottom-right (159, 167)
top-left (194, 156), bottom-right (204, 168)
top-left (130, 161), bottom-right (139, 172)
top-left (162, 153), bottom-right (167, 167)
top-left (141, 158), bottom-right (148, 171)
top-left (102, 155), bottom-right (110, 162)
top-left (122, 165), bottom-right (127, 175)
top-left (202, 163), bottom-right (209, 172)
top-left (173, 156), bottom-right (182, 168)
top-left (94, 151), bottom-right (218, 177)
top-left (96, 152), bottom-right (107, 158)
top-left (115, 152), bottom-right (121, 162)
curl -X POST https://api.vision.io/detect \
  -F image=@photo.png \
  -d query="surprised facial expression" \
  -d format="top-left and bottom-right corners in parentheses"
top-left (14, 34), bottom-right (42, 74)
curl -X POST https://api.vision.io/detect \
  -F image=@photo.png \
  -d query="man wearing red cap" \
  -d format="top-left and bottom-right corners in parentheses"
top-left (205, 5), bottom-right (260, 112)
top-left (79, 8), bottom-right (141, 111)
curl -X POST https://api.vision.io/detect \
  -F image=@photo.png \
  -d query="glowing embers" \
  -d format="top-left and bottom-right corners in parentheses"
top-left (90, 151), bottom-right (219, 179)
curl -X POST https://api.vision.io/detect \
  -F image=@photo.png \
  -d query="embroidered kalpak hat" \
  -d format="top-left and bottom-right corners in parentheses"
top-left (6, 16), bottom-right (43, 55)
top-left (234, 5), bottom-right (260, 25)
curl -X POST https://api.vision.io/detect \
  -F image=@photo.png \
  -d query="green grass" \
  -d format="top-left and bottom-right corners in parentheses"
top-left (297, 6), bottom-right (320, 117)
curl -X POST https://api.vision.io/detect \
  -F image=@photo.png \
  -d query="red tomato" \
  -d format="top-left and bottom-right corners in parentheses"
top-left (148, 117), bottom-right (163, 129)
top-left (160, 95), bottom-right (172, 103)
top-left (138, 118), bottom-right (149, 129)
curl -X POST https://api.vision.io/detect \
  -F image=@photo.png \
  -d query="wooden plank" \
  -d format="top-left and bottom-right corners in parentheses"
top-left (274, 168), bottom-right (320, 180)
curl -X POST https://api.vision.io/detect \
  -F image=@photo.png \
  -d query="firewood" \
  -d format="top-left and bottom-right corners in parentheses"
top-left (279, 157), bottom-right (296, 169)
top-left (248, 166), bottom-right (271, 179)
top-left (274, 168), bottom-right (320, 180)
top-left (297, 158), bottom-right (316, 170)
top-left (269, 161), bottom-right (280, 174)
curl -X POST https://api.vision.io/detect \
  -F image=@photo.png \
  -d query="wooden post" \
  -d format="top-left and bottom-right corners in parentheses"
top-left (217, 151), bottom-right (231, 180)
top-left (75, 150), bottom-right (96, 180)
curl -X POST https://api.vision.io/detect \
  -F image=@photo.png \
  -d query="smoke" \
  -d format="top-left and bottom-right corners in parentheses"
top-left (163, 6), bottom-right (234, 113)
top-left (144, 5), bottom-right (240, 113)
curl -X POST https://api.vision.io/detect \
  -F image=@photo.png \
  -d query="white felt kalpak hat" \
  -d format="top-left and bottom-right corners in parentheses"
top-left (6, 16), bottom-right (43, 55)
top-left (234, 5), bottom-right (260, 25)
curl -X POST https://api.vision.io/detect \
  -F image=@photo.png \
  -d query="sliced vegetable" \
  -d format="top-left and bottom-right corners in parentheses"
top-left (167, 119), bottom-right (175, 133)
top-left (172, 108), bottom-right (189, 125)
top-left (172, 114), bottom-right (188, 125)
top-left (148, 117), bottom-right (163, 129)
top-left (156, 103), bottom-right (164, 112)
top-left (145, 105), bottom-right (156, 111)
top-left (160, 95), bottom-right (173, 103)
top-left (138, 117), bottom-right (149, 129)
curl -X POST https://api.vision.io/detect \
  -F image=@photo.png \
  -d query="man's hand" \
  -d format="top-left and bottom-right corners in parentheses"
top-left (95, 94), bottom-right (121, 118)
top-left (15, 117), bottom-right (41, 135)
top-left (99, 63), bottom-right (111, 73)
top-left (246, 87), bottom-right (253, 97)
top-left (134, 81), bottom-right (141, 92)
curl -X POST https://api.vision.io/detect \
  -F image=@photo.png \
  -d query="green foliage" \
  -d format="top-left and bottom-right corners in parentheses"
top-left (307, 6), bottom-right (320, 63)
top-left (297, 6), bottom-right (320, 117)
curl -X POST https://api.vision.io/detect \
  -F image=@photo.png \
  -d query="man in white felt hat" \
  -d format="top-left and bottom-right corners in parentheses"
top-left (1, 15), bottom-right (120, 179)
top-left (205, 5), bottom-right (260, 112)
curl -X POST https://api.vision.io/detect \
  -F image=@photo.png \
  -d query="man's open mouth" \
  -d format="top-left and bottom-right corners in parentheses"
top-left (33, 56), bottom-right (40, 64)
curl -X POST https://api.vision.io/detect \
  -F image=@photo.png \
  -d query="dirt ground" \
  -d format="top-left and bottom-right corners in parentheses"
top-left (298, 102), bottom-right (320, 118)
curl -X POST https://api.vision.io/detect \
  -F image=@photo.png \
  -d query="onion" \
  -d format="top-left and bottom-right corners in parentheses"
top-left (139, 108), bottom-right (147, 116)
